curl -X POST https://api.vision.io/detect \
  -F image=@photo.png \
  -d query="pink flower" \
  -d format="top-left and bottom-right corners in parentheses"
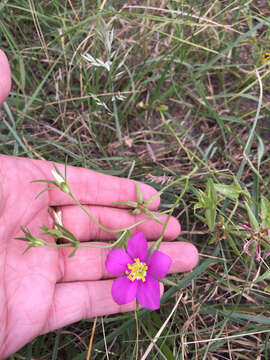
top-left (240, 224), bottom-right (270, 261)
top-left (105, 232), bottom-right (172, 310)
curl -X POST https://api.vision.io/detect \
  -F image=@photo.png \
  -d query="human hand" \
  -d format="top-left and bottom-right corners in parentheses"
top-left (0, 155), bottom-right (198, 358)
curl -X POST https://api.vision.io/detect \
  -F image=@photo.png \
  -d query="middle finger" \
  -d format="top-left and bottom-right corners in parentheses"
top-left (59, 205), bottom-right (181, 242)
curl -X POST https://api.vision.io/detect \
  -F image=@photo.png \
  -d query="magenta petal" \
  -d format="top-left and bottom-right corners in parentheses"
top-left (106, 249), bottom-right (132, 275)
top-left (126, 232), bottom-right (148, 261)
top-left (137, 276), bottom-right (160, 310)
top-left (111, 277), bottom-right (138, 305)
top-left (243, 240), bottom-right (253, 256)
top-left (239, 223), bottom-right (252, 233)
top-left (256, 244), bottom-right (261, 261)
top-left (146, 250), bottom-right (172, 279)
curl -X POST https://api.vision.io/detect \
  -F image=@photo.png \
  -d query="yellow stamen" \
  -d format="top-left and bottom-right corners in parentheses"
top-left (126, 258), bottom-right (148, 282)
top-left (262, 53), bottom-right (270, 65)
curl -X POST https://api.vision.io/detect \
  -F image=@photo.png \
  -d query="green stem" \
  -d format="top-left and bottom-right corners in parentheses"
top-left (154, 166), bottom-right (197, 251)
top-left (68, 192), bottom-right (152, 233)
top-left (135, 306), bottom-right (139, 360)
top-left (43, 230), bottom-right (129, 249)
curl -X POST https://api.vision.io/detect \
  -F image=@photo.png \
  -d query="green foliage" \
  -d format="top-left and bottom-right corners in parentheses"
top-left (194, 178), bottom-right (217, 231)
top-left (245, 201), bottom-right (260, 232)
top-left (261, 195), bottom-right (270, 229)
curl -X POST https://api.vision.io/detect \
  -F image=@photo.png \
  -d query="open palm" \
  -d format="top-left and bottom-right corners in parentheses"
top-left (0, 155), bottom-right (198, 358)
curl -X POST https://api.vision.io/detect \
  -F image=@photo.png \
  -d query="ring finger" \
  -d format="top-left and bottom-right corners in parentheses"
top-left (57, 240), bottom-right (198, 282)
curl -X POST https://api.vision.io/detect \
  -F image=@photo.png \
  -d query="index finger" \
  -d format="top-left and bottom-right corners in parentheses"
top-left (35, 159), bottom-right (160, 209)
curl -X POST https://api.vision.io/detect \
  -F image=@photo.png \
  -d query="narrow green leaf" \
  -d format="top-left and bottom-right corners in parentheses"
top-left (257, 135), bottom-right (265, 169)
top-left (54, 223), bottom-right (79, 244)
top-left (68, 245), bottom-right (79, 258)
top-left (255, 270), bottom-right (270, 283)
top-left (51, 329), bottom-right (61, 360)
top-left (245, 201), bottom-right (260, 232)
top-left (226, 233), bottom-right (241, 257)
top-left (157, 277), bottom-right (178, 286)
top-left (134, 181), bottom-right (143, 204)
top-left (206, 179), bottom-right (217, 230)
top-left (214, 184), bottom-right (245, 199)
top-left (207, 178), bottom-right (217, 204)
top-left (40, 226), bottom-right (63, 239)
top-left (112, 201), bottom-right (138, 208)
top-left (53, 163), bottom-right (64, 178)
top-left (3, 118), bottom-right (33, 157)
top-left (34, 186), bottom-right (58, 200)
top-left (206, 207), bottom-right (216, 231)
top-left (261, 195), bottom-right (270, 229)
top-left (144, 190), bottom-right (161, 207)
top-left (32, 179), bottom-right (57, 185)
top-left (113, 230), bottom-right (130, 249)
top-left (22, 245), bottom-right (33, 255)
top-left (143, 208), bottom-right (163, 224)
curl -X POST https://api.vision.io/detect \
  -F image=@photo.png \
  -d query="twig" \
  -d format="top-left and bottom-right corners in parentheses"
top-left (86, 317), bottom-right (97, 360)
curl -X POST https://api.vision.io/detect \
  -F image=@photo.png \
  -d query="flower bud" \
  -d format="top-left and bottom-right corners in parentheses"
top-left (32, 238), bottom-right (46, 247)
top-left (51, 169), bottom-right (71, 195)
top-left (51, 169), bottom-right (64, 185)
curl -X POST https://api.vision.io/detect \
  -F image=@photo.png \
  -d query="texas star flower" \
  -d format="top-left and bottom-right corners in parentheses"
top-left (105, 232), bottom-right (172, 310)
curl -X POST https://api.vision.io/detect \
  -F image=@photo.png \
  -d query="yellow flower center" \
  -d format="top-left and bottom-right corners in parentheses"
top-left (126, 258), bottom-right (148, 282)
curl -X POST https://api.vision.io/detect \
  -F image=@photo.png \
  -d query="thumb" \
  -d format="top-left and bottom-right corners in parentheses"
top-left (0, 49), bottom-right (11, 106)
